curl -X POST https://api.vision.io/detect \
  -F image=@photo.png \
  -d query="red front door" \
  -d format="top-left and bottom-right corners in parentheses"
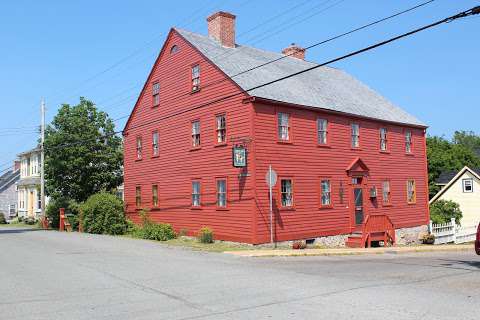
top-left (351, 177), bottom-right (364, 231)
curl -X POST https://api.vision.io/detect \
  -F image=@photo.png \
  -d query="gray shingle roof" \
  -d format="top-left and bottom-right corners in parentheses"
top-left (0, 170), bottom-right (20, 192)
top-left (436, 167), bottom-right (480, 185)
top-left (176, 29), bottom-right (426, 127)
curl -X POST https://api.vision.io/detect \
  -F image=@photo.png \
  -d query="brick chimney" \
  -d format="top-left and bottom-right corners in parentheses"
top-left (207, 11), bottom-right (236, 48)
top-left (282, 43), bottom-right (306, 60)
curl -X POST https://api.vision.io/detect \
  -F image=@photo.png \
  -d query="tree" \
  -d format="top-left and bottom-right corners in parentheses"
top-left (45, 98), bottom-right (123, 203)
top-left (453, 130), bottom-right (480, 157)
top-left (426, 136), bottom-right (480, 198)
top-left (430, 199), bottom-right (462, 225)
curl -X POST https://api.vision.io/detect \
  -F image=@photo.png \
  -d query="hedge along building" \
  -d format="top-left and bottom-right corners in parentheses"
top-left (123, 11), bottom-right (429, 246)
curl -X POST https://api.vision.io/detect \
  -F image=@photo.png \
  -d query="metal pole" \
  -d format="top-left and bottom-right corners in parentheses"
top-left (40, 99), bottom-right (46, 221)
top-left (269, 165), bottom-right (273, 244)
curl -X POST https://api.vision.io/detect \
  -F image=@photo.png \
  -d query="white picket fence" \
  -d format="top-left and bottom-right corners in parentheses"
top-left (430, 218), bottom-right (478, 244)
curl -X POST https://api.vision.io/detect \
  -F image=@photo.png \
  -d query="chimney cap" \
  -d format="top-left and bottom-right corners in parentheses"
top-left (207, 11), bottom-right (236, 22)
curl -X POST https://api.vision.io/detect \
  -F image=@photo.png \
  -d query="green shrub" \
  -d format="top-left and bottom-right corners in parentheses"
top-left (24, 217), bottom-right (36, 225)
top-left (430, 199), bottom-right (463, 225)
top-left (46, 197), bottom-right (79, 229)
top-left (81, 192), bottom-right (126, 235)
top-left (0, 213), bottom-right (6, 224)
top-left (141, 223), bottom-right (176, 241)
top-left (198, 227), bottom-right (214, 244)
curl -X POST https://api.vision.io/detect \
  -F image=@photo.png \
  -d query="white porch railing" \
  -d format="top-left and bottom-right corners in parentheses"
top-left (429, 218), bottom-right (478, 244)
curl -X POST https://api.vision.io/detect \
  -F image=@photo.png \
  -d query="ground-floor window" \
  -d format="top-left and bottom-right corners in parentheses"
top-left (382, 180), bottom-right (391, 205)
top-left (216, 178), bottom-right (227, 208)
top-left (152, 185), bottom-right (158, 207)
top-left (407, 180), bottom-right (416, 204)
top-left (280, 179), bottom-right (293, 207)
top-left (136, 186), bottom-right (141, 207)
top-left (192, 181), bottom-right (201, 207)
top-left (320, 179), bottom-right (331, 206)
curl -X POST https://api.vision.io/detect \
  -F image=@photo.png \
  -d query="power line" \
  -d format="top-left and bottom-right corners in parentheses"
top-left (42, 4), bottom-right (480, 152)
top-left (106, 0), bottom-right (436, 123)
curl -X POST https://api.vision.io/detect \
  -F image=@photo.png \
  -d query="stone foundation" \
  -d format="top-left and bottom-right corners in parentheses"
top-left (395, 225), bottom-right (428, 245)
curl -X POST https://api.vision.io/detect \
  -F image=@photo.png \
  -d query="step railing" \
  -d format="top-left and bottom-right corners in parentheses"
top-left (362, 214), bottom-right (396, 247)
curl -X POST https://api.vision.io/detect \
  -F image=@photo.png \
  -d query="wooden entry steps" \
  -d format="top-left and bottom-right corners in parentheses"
top-left (346, 214), bottom-right (396, 248)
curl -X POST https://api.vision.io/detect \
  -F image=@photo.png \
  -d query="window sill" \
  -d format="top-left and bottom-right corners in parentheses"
top-left (279, 207), bottom-right (295, 211)
top-left (190, 88), bottom-right (201, 94)
top-left (351, 147), bottom-right (362, 151)
top-left (190, 147), bottom-right (202, 151)
top-left (319, 205), bottom-right (333, 210)
top-left (150, 207), bottom-right (161, 211)
top-left (214, 143), bottom-right (228, 148)
top-left (379, 150), bottom-right (390, 154)
top-left (216, 207), bottom-right (229, 211)
top-left (190, 206), bottom-right (202, 210)
top-left (151, 155), bottom-right (159, 159)
top-left (135, 158), bottom-right (143, 162)
top-left (277, 140), bottom-right (293, 145)
top-left (405, 153), bottom-right (415, 156)
top-left (407, 202), bottom-right (416, 205)
top-left (152, 104), bottom-right (159, 108)
top-left (382, 203), bottom-right (393, 207)
top-left (317, 144), bottom-right (331, 149)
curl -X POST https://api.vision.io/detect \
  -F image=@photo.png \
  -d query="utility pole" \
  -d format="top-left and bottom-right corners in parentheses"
top-left (40, 99), bottom-right (46, 221)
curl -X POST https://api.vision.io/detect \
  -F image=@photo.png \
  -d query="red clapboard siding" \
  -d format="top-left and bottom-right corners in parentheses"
top-left (123, 30), bottom-right (255, 243)
top-left (252, 102), bottom-right (429, 244)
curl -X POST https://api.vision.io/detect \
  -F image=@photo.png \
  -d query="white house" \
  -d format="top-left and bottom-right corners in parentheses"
top-left (16, 146), bottom-right (47, 219)
top-left (430, 166), bottom-right (480, 227)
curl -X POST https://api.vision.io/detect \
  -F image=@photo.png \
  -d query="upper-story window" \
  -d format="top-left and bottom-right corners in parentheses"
top-left (192, 121), bottom-right (201, 147)
top-left (405, 130), bottom-right (412, 153)
top-left (192, 64), bottom-right (200, 92)
top-left (317, 118), bottom-right (328, 145)
top-left (136, 136), bottom-right (142, 160)
top-left (380, 128), bottom-right (388, 151)
top-left (463, 178), bottom-right (473, 193)
top-left (407, 179), bottom-right (416, 204)
top-left (152, 82), bottom-right (160, 107)
top-left (152, 131), bottom-right (159, 157)
top-left (216, 114), bottom-right (226, 144)
top-left (278, 112), bottom-right (290, 141)
top-left (170, 45), bottom-right (179, 54)
top-left (351, 123), bottom-right (360, 148)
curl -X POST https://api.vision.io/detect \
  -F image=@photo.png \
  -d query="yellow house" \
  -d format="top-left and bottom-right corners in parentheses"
top-left (430, 166), bottom-right (480, 227)
top-left (16, 146), bottom-right (45, 219)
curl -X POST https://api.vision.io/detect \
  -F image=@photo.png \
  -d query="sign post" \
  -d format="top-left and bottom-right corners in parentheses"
top-left (265, 165), bottom-right (277, 245)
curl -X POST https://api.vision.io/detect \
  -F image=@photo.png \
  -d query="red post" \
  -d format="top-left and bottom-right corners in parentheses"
top-left (59, 208), bottom-right (65, 232)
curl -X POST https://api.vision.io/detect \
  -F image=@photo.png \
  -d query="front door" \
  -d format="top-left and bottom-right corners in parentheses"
top-left (28, 191), bottom-right (34, 217)
top-left (353, 188), bottom-right (364, 227)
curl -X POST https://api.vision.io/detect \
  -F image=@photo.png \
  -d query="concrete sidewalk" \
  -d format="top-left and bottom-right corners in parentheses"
top-left (225, 244), bottom-right (474, 257)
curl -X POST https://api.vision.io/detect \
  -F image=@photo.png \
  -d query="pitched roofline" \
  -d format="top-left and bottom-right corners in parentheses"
top-left (249, 96), bottom-right (429, 129)
top-left (123, 28), bottom-right (250, 135)
top-left (429, 166), bottom-right (480, 203)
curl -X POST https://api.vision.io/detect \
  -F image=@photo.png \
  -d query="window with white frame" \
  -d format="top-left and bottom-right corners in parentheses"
top-left (152, 82), bottom-right (160, 107)
top-left (136, 136), bottom-right (142, 160)
top-left (192, 181), bottom-right (201, 207)
top-left (216, 179), bottom-right (227, 208)
top-left (407, 179), bottom-right (416, 203)
top-left (278, 112), bottom-right (290, 141)
top-left (317, 118), bottom-right (328, 145)
top-left (280, 179), bottom-right (293, 207)
top-left (382, 180), bottom-right (391, 205)
top-left (351, 123), bottom-right (360, 148)
top-left (192, 121), bottom-right (201, 147)
top-left (405, 130), bottom-right (412, 153)
top-left (192, 65), bottom-right (200, 92)
top-left (216, 115), bottom-right (226, 144)
top-left (380, 128), bottom-right (388, 151)
top-left (462, 178), bottom-right (473, 193)
top-left (320, 179), bottom-right (331, 206)
top-left (152, 131), bottom-right (159, 156)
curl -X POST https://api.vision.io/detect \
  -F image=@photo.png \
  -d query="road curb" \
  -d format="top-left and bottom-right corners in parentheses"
top-left (224, 244), bottom-right (473, 257)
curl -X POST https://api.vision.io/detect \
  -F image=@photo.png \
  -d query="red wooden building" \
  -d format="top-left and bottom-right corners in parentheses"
top-left (123, 11), bottom-right (429, 247)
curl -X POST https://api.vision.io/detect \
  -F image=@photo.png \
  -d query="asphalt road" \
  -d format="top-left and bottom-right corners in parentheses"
top-left (1, 227), bottom-right (479, 320)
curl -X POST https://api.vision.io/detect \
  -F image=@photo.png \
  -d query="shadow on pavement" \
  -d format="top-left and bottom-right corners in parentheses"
top-left (438, 258), bottom-right (480, 270)
top-left (0, 228), bottom-right (43, 235)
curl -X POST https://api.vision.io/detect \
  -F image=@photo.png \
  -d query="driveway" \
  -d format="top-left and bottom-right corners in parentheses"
top-left (1, 227), bottom-right (479, 319)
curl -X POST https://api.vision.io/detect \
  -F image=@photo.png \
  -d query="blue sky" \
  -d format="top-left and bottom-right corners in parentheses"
top-left (1, 0), bottom-right (479, 169)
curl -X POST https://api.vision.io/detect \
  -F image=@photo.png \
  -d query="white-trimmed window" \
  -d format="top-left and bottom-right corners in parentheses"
top-left (136, 136), bottom-right (142, 160)
top-left (216, 114), bottom-right (226, 144)
top-left (405, 130), bottom-right (412, 153)
top-left (463, 178), bottom-right (473, 193)
top-left (380, 128), bottom-right (388, 151)
top-left (192, 181), bottom-right (201, 207)
top-left (152, 131), bottom-right (159, 156)
top-left (152, 185), bottom-right (158, 207)
top-left (216, 179), bottom-right (227, 208)
top-left (192, 121), bottom-right (201, 147)
top-left (280, 179), bottom-right (293, 207)
top-left (278, 112), bottom-right (290, 141)
top-left (317, 118), bottom-right (328, 145)
top-left (407, 180), bottom-right (416, 204)
top-left (320, 179), bottom-right (331, 206)
top-left (192, 64), bottom-right (200, 92)
top-left (152, 82), bottom-right (160, 107)
top-left (351, 123), bottom-right (360, 148)
top-left (136, 186), bottom-right (141, 207)
top-left (170, 45), bottom-right (179, 54)
top-left (382, 180), bottom-right (391, 205)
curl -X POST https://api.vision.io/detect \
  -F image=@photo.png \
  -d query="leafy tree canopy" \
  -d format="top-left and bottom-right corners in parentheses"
top-left (45, 98), bottom-right (123, 202)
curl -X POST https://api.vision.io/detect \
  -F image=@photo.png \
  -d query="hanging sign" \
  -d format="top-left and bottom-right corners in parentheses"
top-left (232, 145), bottom-right (247, 167)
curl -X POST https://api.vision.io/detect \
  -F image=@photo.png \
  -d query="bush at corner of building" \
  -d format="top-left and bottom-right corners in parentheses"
top-left (198, 227), bottom-right (214, 244)
top-left (126, 209), bottom-right (176, 241)
top-left (81, 192), bottom-right (127, 235)
top-left (0, 213), bottom-right (6, 224)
